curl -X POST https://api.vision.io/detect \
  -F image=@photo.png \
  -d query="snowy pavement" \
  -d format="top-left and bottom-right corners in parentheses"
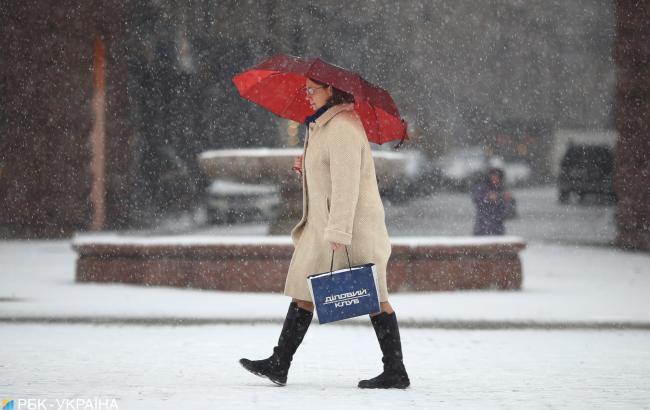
top-left (2, 323), bottom-right (650, 409)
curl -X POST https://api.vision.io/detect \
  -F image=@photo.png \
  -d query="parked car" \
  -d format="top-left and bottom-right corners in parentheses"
top-left (206, 180), bottom-right (280, 224)
top-left (557, 144), bottom-right (616, 203)
top-left (376, 149), bottom-right (437, 202)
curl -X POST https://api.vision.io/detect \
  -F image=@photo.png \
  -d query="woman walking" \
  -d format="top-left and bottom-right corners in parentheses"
top-left (239, 77), bottom-right (410, 389)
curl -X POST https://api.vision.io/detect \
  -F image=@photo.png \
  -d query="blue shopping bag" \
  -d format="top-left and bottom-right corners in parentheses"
top-left (307, 248), bottom-right (381, 324)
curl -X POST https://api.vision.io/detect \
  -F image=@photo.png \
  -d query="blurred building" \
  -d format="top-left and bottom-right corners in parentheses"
top-left (0, 1), bottom-right (131, 237)
top-left (613, 0), bottom-right (650, 251)
top-left (0, 0), bottom-right (646, 250)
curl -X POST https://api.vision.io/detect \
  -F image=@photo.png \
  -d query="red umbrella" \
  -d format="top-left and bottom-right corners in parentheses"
top-left (232, 55), bottom-right (408, 146)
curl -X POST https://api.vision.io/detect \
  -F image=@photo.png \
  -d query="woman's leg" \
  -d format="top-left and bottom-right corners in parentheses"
top-left (371, 301), bottom-right (394, 316)
top-left (292, 298), bottom-right (314, 312)
top-left (240, 298), bottom-right (313, 386)
top-left (360, 299), bottom-right (409, 389)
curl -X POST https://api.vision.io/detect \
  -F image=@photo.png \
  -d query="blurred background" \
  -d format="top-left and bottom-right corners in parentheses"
top-left (0, 0), bottom-right (647, 250)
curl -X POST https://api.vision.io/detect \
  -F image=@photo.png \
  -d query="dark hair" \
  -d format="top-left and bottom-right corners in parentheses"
top-left (488, 168), bottom-right (504, 179)
top-left (310, 78), bottom-right (355, 105)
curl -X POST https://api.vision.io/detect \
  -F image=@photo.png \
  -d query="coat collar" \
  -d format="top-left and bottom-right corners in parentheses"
top-left (311, 103), bottom-right (354, 128)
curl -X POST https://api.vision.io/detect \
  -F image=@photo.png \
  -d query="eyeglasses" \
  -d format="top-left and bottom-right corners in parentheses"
top-left (304, 86), bottom-right (325, 96)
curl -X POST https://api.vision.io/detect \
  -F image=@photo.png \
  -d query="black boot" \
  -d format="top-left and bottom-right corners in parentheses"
top-left (358, 312), bottom-right (410, 389)
top-left (239, 302), bottom-right (313, 386)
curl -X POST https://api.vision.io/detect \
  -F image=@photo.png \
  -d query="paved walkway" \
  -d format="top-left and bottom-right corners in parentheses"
top-left (2, 323), bottom-right (649, 409)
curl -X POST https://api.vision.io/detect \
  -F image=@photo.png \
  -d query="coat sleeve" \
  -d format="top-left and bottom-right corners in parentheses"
top-left (324, 118), bottom-right (363, 245)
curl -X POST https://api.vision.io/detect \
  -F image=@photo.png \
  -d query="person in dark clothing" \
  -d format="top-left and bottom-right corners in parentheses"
top-left (471, 168), bottom-right (515, 235)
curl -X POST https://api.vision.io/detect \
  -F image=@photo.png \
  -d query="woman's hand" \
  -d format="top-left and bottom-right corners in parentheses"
top-left (292, 155), bottom-right (303, 176)
top-left (329, 242), bottom-right (343, 251)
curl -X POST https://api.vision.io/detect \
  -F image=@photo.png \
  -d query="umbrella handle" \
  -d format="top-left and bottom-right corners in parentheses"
top-left (392, 120), bottom-right (408, 150)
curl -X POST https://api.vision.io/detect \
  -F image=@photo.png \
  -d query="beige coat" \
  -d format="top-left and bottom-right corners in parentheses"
top-left (283, 103), bottom-right (391, 302)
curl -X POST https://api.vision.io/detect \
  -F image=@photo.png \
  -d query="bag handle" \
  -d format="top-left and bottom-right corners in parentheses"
top-left (329, 246), bottom-right (352, 273)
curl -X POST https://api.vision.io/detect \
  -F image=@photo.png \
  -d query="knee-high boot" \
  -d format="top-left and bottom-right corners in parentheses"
top-left (358, 312), bottom-right (410, 389)
top-left (239, 302), bottom-right (313, 386)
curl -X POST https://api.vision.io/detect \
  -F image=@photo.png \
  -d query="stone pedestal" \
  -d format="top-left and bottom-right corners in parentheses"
top-left (74, 235), bottom-right (525, 292)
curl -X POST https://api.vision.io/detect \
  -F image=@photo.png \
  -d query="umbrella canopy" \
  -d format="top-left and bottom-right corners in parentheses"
top-left (232, 55), bottom-right (408, 146)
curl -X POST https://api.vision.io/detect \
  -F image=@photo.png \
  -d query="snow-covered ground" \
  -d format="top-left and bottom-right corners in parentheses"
top-left (1, 186), bottom-right (648, 409)
top-left (0, 323), bottom-right (648, 409)
top-left (1, 238), bottom-right (649, 408)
